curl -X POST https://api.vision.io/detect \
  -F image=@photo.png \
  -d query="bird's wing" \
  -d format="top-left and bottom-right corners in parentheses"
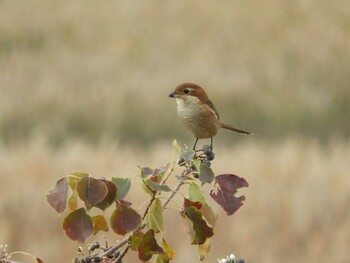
top-left (206, 99), bottom-right (220, 120)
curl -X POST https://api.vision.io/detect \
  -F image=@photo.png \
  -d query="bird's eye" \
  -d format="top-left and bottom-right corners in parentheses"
top-left (184, 88), bottom-right (190, 94)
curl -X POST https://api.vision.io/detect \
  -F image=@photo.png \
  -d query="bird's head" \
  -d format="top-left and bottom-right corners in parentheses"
top-left (169, 83), bottom-right (209, 104)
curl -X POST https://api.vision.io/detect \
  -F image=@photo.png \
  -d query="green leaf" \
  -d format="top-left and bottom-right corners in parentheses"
top-left (198, 163), bottom-right (214, 185)
top-left (46, 177), bottom-right (68, 213)
top-left (62, 208), bottom-right (93, 243)
top-left (182, 150), bottom-right (195, 163)
top-left (189, 182), bottom-right (205, 204)
top-left (140, 167), bottom-right (153, 178)
top-left (172, 139), bottom-right (182, 154)
top-left (95, 179), bottom-right (117, 211)
top-left (138, 229), bottom-right (164, 261)
top-left (146, 180), bottom-right (172, 192)
top-left (162, 238), bottom-right (174, 260)
top-left (110, 203), bottom-right (141, 235)
top-left (184, 207), bottom-right (214, 245)
top-left (92, 215), bottom-right (108, 235)
top-left (201, 203), bottom-right (218, 228)
top-left (67, 173), bottom-right (89, 190)
top-left (146, 198), bottom-right (163, 233)
top-left (76, 177), bottom-right (108, 209)
top-left (68, 191), bottom-right (78, 211)
top-left (112, 177), bottom-right (131, 200)
top-left (130, 230), bottom-right (144, 251)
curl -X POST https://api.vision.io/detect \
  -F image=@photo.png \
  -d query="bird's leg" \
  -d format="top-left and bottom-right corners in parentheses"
top-left (192, 138), bottom-right (199, 150)
top-left (210, 138), bottom-right (213, 150)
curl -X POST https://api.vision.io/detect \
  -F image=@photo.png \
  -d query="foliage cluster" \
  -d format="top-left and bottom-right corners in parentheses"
top-left (46, 141), bottom-right (248, 262)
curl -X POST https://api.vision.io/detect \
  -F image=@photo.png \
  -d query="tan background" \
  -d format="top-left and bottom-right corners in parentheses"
top-left (0, 1), bottom-right (349, 262)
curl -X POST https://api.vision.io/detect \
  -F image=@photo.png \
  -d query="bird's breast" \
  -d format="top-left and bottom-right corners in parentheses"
top-left (175, 98), bottom-right (220, 139)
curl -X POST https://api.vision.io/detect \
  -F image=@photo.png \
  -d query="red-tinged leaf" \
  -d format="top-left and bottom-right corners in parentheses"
top-left (76, 177), bottom-right (108, 209)
top-left (210, 174), bottom-right (248, 215)
top-left (112, 177), bottom-right (131, 200)
top-left (138, 229), bottom-right (164, 261)
top-left (153, 163), bottom-right (170, 181)
top-left (62, 208), bottom-right (93, 243)
top-left (146, 198), bottom-right (163, 233)
top-left (215, 174), bottom-right (249, 192)
top-left (184, 198), bottom-right (203, 210)
top-left (95, 179), bottom-right (117, 211)
top-left (198, 238), bottom-right (211, 261)
top-left (130, 230), bottom-right (145, 250)
top-left (118, 199), bottom-right (132, 207)
top-left (184, 207), bottom-right (214, 245)
top-left (46, 177), bottom-right (68, 213)
top-left (67, 173), bottom-right (89, 190)
top-left (189, 182), bottom-right (205, 204)
top-left (210, 189), bottom-right (246, 216)
top-left (92, 215), bottom-right (108, 235)
top-left (110, 204), bottom-right (141, 235)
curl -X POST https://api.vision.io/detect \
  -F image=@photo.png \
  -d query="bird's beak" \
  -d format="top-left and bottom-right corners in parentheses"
top-left (169, 91), bottom-right (177, 98)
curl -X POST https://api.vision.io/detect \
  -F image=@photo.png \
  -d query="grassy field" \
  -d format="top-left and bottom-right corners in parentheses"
top-left (0, 0), bottom-right (349, 262)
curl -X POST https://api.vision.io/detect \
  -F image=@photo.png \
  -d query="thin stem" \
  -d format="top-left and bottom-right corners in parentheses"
top-left (112, 244), bottom-right (130, 263)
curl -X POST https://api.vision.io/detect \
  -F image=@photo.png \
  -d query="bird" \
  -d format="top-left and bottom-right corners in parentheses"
top-left (169, 83), bottom-right (252, 150)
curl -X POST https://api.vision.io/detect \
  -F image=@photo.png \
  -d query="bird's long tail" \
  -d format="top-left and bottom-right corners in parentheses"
top-left (221, 123), bottom-right (252, 135)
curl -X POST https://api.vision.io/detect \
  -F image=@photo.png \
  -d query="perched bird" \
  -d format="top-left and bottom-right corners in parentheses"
top-left (169, 83), bottom-right (251, 150)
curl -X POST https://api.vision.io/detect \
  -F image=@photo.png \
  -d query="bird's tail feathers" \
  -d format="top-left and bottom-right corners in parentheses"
top-left (221, 123), bottom-right (252, 135)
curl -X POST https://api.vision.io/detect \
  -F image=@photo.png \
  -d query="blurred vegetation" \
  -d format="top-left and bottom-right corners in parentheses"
top-left (0, 0), bottom-right (349, 147)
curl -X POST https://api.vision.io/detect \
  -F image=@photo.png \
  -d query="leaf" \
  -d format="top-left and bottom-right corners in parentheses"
top-left (201, 203), bottom-right (218, 228)
top-left (198, 163), bottom-right (215, 185)
top-left (184, 198), bottom-right (203, 210)
top-left (210, 174), bottom-right (248, 215)
top-left (62, 208), bottom-right (93, 243)
top-left (153, 163), bottom-right (170, 181)
top-left (189, 182), bottom-right (205, 204)
top-left (46, 177), bottom-right (68, 213)
top-left (130, 230), bottom-right (145, 250)
top-left (138, 229), bottom-right (164, 261)
top-left (162, 238), bottom-right (174, 260)
top-left (198, 238), bottom-right (211, 261)
top-left (172, 139), bottom-right (182, 154)
top-left (112, 177), bottom-right (131, 200)
top-left (146, 198), bottom-right (163, 233)
top-left (182, 150), bottom-right (195, 163)
top-left (68, 191), bottom-right (78, 211)
top-left (140, 167), bottom-right (153, 178)
top-left (92, 215), bottom-right (108, 235)
top-left (146, 180), bottom-right (172, 192)
top-left (184, 207), bottom-right (214, 245)
top-left (76, 177), bottom-right (108, 209)
top-left (67, 173), bottom-right (89, 190)
top-left (95, 179), bottom-right (117, 211)
top-left (110, 203), bottom-right (141, 235)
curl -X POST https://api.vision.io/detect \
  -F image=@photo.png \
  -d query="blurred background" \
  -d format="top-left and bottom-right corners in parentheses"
top-left (0, 0), bottom-right (349, 262)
